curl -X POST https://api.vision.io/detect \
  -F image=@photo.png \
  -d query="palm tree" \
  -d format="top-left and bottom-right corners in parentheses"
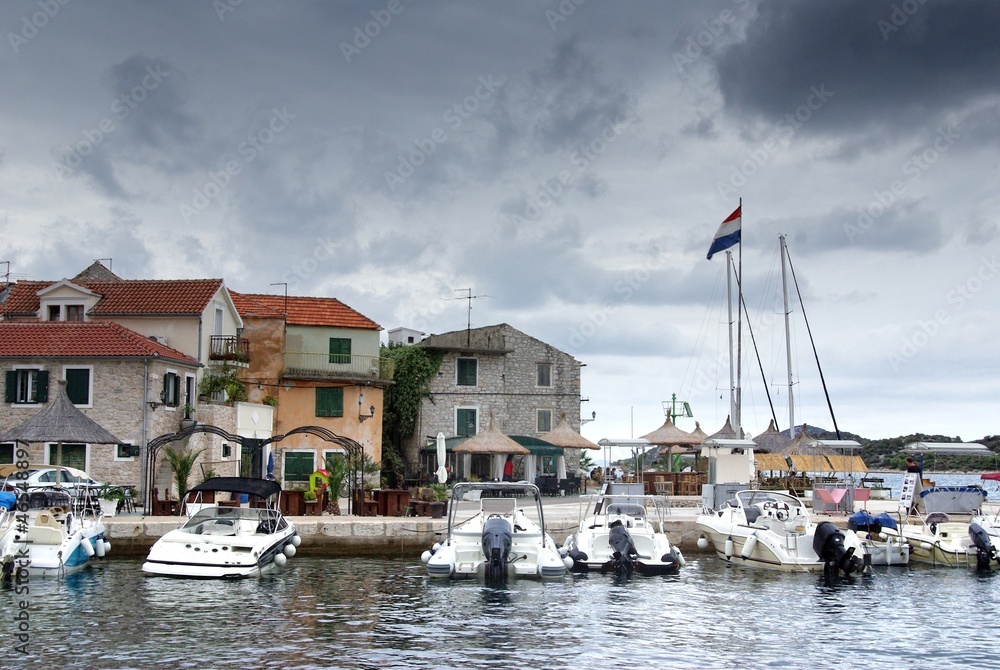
top-left (163, 444), bottom-right (205, 501)
top-left (324, 454), bottom-right (348, 515)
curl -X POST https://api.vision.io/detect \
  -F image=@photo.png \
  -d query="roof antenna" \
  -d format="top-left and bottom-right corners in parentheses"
top-left (270, 282), bottom-right (288, 315)
top-left (446, 288), bottom-right (490, 346)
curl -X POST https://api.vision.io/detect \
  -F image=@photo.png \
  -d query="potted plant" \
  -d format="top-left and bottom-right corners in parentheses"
top-left (181, 403), bottom-right (196, 430)
top-left (198, 363), bottom-right (248, 403)
top-left (324, 455), bottom-right (347, 515)
top-left (163, 443), bottom-right (205, 502)
top-left (304, 489), bottom-right (320, 515)
top-left (98, 485), bottom-right (124, 517)
top-left (429, 483), bottom-right (448, 518)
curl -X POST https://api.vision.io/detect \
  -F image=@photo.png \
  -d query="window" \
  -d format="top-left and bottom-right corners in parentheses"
top-left (284, 451), bottom-right (315, 482)
top-left (65, 367), bottom-right (92, 405)
top-left (537, 409), bottom-right (552, 432)
top-left (47, 443), bottom-right (87, 471)
top-left (456, 358), bottom-right (478, 386)
top-left (537, 363), bottom-right (552, 387)
top-left (315, 387), bottom-right (344, 417)
top-left (163, 372), bottom-right (181, 408)
top-left (328, 338), bottom-right (351, 364)
top-left (47, 305), bottom-right (61, 321)
top-left (185, 375), bottom-right (196, 409)
top-left (66, 304), bottom-right (84, 321)
top-left (115, 443), bottom-right (139, 461)
top-left (456, 408), bottom-right (478, 437)
top-left (222, 443), bottom-right (232, 459)
top-left (0, 443), bottom-right (13, 465)
top-left (5, 369), bottom-right (49, 404)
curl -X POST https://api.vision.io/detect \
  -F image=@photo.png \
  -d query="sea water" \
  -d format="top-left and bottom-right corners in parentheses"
top-left (3, 554), bottom-right (1000, 669)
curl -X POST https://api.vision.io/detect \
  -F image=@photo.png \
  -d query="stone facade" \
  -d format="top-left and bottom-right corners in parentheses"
top-left (405, 324), bottom-right (585, 474)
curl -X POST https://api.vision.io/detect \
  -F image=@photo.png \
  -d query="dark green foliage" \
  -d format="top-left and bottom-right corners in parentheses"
top-left (380, 342), bottom-right (442, 460)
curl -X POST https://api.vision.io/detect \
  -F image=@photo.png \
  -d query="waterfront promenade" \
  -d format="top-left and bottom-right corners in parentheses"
top-left (104, 493), bottom-right (904, 557)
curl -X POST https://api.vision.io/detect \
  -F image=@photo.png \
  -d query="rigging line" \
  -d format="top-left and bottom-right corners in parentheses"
top-left (784, 245), bottom-right (841, 439)
top-left (680, 262), bottom-right (725, 396)
top-left (734, 271), bottom-right (779, 429)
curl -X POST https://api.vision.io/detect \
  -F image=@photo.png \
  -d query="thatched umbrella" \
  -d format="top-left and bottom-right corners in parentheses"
top-left (706, 415), bottom-right (743, 441)
top-left (0, 380), bottom-right (122, 465)
top-left (453, 415), bottom-right (529, 481)
top-left (545, 414), bottom-right (600, 450)
top-left (752, 419), bottom-right (791, 454)
top-left (641, 415), bottom-right (701, 472)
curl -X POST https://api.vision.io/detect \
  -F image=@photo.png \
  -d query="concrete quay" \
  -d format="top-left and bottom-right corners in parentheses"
top-left (105, 494), bottom-right (904, 558)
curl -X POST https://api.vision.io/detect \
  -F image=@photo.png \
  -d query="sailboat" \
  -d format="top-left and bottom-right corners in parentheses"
top-left (695, 204), bottom-right (871, 575)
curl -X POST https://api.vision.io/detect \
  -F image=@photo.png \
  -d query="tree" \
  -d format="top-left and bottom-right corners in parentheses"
top-left (380, 342), bottom-right (442, 474)
top-left (163, 443), bottom-right (206, 501)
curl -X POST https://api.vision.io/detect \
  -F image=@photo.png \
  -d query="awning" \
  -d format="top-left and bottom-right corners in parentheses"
top-left (825, 454), bottom-right (868, 473)
top-left (789, 454), bottom-right (832, 473)
top-left (509, 436), bottom-right (563, 457)
top-left (755, 453), bottom-right (790, 471)
top-left (188, 477), bottom-right (280, 499)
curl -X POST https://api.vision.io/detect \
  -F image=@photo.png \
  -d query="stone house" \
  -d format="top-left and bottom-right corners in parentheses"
top-left (229, 292), bottom-right (389, 487)
top-left (0, 320), bottom-right (200, 487)
top-left (407, 323), bottom-right (585, 481)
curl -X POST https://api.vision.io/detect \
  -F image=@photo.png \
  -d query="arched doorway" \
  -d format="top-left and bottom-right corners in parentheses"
top-left (143, 424), bottom-right (363, 514)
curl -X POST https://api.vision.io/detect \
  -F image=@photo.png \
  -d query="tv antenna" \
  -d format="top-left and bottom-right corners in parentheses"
top-left (446, 288), bottom-right (490, 345)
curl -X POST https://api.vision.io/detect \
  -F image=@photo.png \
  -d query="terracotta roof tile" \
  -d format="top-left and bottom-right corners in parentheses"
top-left (235, 293), bottom-right (380, 330)
top-left (2, 279), bottom-right (223, 317)
top-left (0, 322), bottom-right (199, 366)
top-left (228, 291), bottom-right (287, 319)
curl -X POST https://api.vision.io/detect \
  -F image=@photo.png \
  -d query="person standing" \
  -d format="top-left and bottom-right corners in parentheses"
top-left (503, 455), bottom-right (514, 482)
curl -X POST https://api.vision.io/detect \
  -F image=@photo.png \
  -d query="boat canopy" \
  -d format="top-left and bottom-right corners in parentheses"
top-left (982, 473), bottom-right (1000, 481)
top-left (905, 442), bottom-right (993, 455)
top-left (188, 477), bottom-right (281, 499)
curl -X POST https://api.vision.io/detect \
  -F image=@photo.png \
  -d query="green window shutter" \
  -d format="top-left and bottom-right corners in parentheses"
top-left (284, 452), bottom-right (315, 482)
top-left (328, 338), bottom-right (351, 364)
top-left (0, 443), bottom-right (13, 465)
top-left (456, 408), bottom-right (477, 437)
top-left (35, 370), bottom-right (49, 403)
top-left (456, 358), bottom-right (477, 386)
top-left (4, 371), bottom-right (16, 404)
top-left (65, 369), bottom-right (90, 405)
top-left (315, 387), bottom-right (344, 417)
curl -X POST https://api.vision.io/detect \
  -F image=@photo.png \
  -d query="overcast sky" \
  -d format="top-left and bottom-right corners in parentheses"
top-left (3, 1), bottom-right (998, 444)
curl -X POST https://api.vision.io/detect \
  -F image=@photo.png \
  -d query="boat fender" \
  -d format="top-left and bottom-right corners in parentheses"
top-left (273, 552), bottom-right (287, 567)
top-left (283, 544), bottom-right (296, 558)
top-left (562, 555), bottom-right (574, 570)
top-left (697, 536), bottom-right (709, 551)
top-left (432, 542), bottom-right (442, 552)
top-left (676, 548), bottom-right (686, 567)
top-left (81, 537), bottom-right (95, 557)
top-left (95, 537), bottom-right (106, 558)
top-left (103, 540), bottom-right (112, 555)
top-left (291, 534), bottom-right (302, 548)
top-left (741, 532), bottom-right (758, 560)
top-left (724, 536), bottom-right (734, 559)
top-left (420, 550), bottom-right (432, 564)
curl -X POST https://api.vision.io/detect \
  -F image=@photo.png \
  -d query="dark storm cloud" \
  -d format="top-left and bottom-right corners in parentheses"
top-left (714, 1), bottom-right (1000, 139)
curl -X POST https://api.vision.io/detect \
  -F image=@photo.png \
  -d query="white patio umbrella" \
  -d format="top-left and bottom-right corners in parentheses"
top-left (435, 432), bottom-right (448, 484)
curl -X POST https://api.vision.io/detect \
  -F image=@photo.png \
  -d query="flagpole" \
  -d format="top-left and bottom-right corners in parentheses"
top-left (735, 197), bottom-right (742, 436)
top-left (725, 249), bottom-right (736, 427)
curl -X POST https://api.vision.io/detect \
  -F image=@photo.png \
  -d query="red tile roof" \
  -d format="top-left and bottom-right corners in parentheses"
top-left (233, 292), bottom-right (381, 330)
top-left (0, 322), bottom-right (199, 366)
top-left (228, 291), bottom-right (286, 319)
top-left (2, 279), bottom-right (224, 317)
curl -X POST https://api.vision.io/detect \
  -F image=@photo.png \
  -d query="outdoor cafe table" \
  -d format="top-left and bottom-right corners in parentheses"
top-left (373, 489), bottom-right (412, 516)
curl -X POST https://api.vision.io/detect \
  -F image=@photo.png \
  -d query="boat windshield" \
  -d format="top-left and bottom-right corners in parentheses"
top-left (181, 506), bottom-right (284, 532)
top-left (736, 490), bottom-right (799, 508)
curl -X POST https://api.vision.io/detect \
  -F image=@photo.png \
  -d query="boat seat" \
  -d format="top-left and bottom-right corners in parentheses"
top-left (744, 506), bottom-right (762, 524)
top-left (36, 510), bottom-right (61, 529)
top-left (26, 525), bottom-right (63, 545)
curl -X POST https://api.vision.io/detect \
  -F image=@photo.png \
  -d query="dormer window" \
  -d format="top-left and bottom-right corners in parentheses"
top-left (66, 304), bottom-right (84, 321)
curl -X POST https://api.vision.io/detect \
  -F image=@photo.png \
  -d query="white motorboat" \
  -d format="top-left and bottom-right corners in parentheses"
top-left (561, 482), bottom-right (684, 576)
top-left (142, 477), bottom-right (299, 579)
top-left (695, 489), bottom-right (867, 575)
top-left (421, 482), bottom-right (569, 583)
top-left (847, 510), bottom-right (909, 566)
top-left (0, 487), bottom-right (110, 578)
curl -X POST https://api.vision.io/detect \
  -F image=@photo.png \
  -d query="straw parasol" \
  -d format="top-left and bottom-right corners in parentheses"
top-left (641, 415), bottom-right (701, 472)
top-left (544, 413), bottom-right (600, 450)
top-left (688, 421), bottom-right (709, 444)
top-left (706, 415), bottom-right (744, 441)
top-left (452, 415), bottom-right (529, 455)
top-left (0, 380), bottom-right (123, 468)
top-left (752, 419), bottom-right (791, 454)
top-left (0, 380), bottom-right (122, 445)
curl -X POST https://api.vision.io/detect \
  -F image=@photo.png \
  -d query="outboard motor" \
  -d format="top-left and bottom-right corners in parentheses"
top-left (604, 519), bottom-right (637, 575)
top-left (813, 521), bottom-right (864, 575)
top-left (969, 523), bottom-right (999, 570)
top-left (481, 516), bottom-right (512, 584)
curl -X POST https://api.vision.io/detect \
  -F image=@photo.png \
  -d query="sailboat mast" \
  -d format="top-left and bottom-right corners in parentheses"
top-left (735, 198), bottom-right (743, 433)
top-left (779, 234), bottom-right (795, 439)
top-left (725, 249), bottom-right (737, 426)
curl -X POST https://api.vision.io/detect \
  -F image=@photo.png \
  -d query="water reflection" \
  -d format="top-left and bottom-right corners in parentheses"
top-left (3, 557), bottom-right (1000, 668)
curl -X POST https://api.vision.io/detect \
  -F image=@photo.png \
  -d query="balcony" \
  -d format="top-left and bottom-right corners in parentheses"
top-left (209, 335), bottom-right (251, 363)
top-left (283, 352), bottom-right (394, 382)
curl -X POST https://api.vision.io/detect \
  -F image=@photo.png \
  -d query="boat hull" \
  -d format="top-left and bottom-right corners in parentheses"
top-left (901, 521), bottom-right (1000, 570)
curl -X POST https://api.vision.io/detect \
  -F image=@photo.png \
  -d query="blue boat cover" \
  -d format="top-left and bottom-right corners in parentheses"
top-left (873, 512), bottom-right (898, 530)
top-left (0, 491), bottom-right (17, 510)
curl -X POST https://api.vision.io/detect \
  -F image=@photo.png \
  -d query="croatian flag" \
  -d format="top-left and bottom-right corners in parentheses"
top-left (706, 205), bottom-right (741, 260)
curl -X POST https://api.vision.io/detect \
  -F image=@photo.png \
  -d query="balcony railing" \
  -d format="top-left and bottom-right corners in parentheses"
top-left (209, 335), bottom-right (251, 363)
top-left (283, 352), bottom-right (394, 381)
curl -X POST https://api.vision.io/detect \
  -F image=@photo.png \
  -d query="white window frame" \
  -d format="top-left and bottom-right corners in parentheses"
top-left (11, 365), bottom-right (45, 406)
top-left (163, 369), bottom-right (181, 410)
top-left (63, 364), bottom-right (94, 408)
top-left (536, 362), bottom-right (552, 388)
top-left (282, 448), bottom-right (317, 483)
top-left (46, 442), bottom-right (90, 473)
top-left (114, 440), bottom-right (137, 462)
top-left (537, 408), bottom-right (553, 433)
top-left (455, 406), bottom-right (479, 437)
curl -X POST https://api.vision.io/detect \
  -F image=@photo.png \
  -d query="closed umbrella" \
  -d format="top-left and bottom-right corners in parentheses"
top-left (435, 432), bottom-right (448, 484)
